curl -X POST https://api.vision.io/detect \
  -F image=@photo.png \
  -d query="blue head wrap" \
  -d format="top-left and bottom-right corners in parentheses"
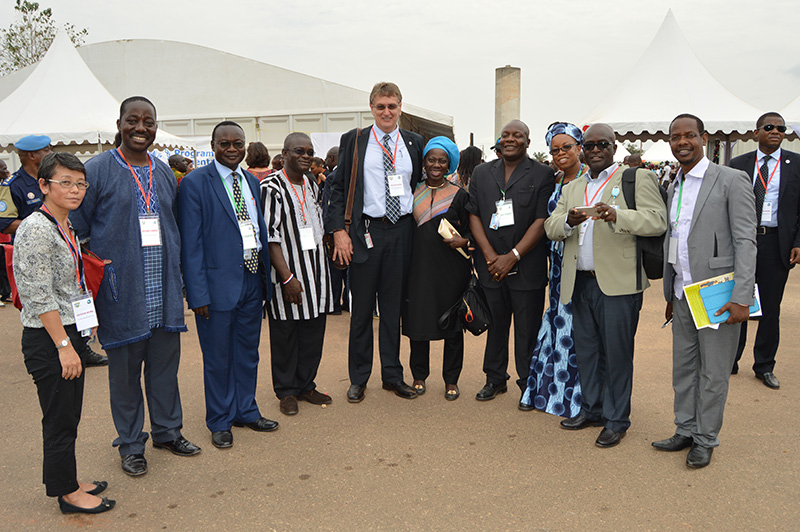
top-left (423, 136), bottom-right (460, 175)
top-left (545, 123), bottom-right (583, 148)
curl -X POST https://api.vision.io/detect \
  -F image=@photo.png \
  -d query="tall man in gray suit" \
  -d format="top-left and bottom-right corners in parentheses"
top-left (653, 114), bottom-right (757, 469)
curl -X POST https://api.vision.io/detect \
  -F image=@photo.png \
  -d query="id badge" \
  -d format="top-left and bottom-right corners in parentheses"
top-left (364, 232), bottom-right (374, 249)
top-left (139, 215), bottom-right (161, 247)
top-left (495, 199), bottom-right (514, 227)
top-left (387, 174), bottom-right (404, 197)
top-left (71, 290), bottom-right (99, 334)
top-left (489, 213), bottom-right (499, 231)
top-left (668, 235), bottom-right (679, 264)
top-left (300, 226), bottom-right (315, 251)
top-left (239, 221), bottom-right (258, 250)
top-left (578, 221), bottom-right (589, 246)
top-left (761, 201), bottom-right (773, 223)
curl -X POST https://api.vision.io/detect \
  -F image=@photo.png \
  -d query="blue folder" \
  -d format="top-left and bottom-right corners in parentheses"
top-left (698, 280), bottom-right (759, 324)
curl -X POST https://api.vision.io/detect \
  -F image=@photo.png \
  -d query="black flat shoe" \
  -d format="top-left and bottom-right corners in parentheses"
top-left (475, 383), bottom-right (507, 401)
top-left (445, 386), bottom-right (460, 401)
top-left (85, 481), bottom-right (107, 496)
top-left (58, 496), bottom-right (116, 514)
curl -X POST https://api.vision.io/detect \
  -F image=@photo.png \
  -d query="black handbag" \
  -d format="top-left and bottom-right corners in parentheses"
top-left (438, 272), bottom-right (492, 336)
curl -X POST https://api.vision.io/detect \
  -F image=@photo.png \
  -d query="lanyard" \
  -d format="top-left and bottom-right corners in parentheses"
top-left (372, 128), bottom-right (400, 170)
top-left (220, 171), bottom-right (246, 214)
top-left (118, 149), bottom-right (153, 214)
top-left (584, 166), bottom-right (618, 205)
top-left (283, 170), bottom-right (307, 223)
top-left (674, 178), bottom-right (685, 225)
top-left (755, 155), bottom-right (779, 191)
top-left (41, 204), bottom-right (84, 290)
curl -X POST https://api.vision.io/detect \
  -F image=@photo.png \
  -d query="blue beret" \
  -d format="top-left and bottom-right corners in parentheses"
top-left (15, 135), bottom-right (51, 152)
top-left (423, 136), bottom-right (460, 175)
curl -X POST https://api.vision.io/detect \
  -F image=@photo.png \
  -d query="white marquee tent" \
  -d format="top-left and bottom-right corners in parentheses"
top-left (0, 31), bottom-right (192, 152)
top-left (581, 10), bottom-right (763, 144)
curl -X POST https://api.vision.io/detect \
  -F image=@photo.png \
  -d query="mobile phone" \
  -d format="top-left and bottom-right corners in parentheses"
top-left (574, 205), bottom-right (602, 217)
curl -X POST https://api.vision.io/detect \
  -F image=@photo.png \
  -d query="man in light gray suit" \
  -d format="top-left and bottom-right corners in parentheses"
top-left (653, 114), bottom-right (757, 469)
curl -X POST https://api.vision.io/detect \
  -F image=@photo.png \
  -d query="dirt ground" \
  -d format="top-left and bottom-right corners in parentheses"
top-left (0, 275), bottom-right (798, 532)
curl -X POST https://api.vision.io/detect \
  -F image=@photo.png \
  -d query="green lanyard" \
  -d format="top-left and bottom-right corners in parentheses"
top-left (220, 172), bottom-right (245, 215)
top-left (673, 178), bottom-right (684, 227)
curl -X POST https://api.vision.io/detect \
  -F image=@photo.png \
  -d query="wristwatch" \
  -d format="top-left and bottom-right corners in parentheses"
top-left (57, 338), bottom-right (70, 349)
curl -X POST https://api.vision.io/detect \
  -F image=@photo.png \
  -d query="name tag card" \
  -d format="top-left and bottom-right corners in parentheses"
top-left (240, 221), bottom-right (258, 250)
top-left (578, 221), bottom-right (589, 246)
top-left (762, 201), bottom-right (773, 223)
top-left (668, 235), bottom-right (679, 264)
top-left (387, 174), bottom-right (404, 197)
top-left (71, 291), bottom-right (99, 334)
top-left (495, 199), bottom-right (514, 227)
top-left (139, 216), bottom-right (161, 247)
top-left (300, 226), bottom-right (315, 251)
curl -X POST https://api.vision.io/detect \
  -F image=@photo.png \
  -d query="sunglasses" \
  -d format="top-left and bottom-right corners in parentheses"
top-left (290, 148), bottom-right (315, 156)
top-left (583, 141), bottom-right (612, 152)
top-left (549, 143), bottom-right (579, 155)
top-left (372, 103), bottom-right (399, 111)
top-left (217, 141), bottom-right (245, 149)
top-left (760, 124), bottom-right (787, 133)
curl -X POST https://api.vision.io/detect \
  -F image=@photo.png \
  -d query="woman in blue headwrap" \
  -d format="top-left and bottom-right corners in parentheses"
top-left (519, 122), bottom-right (585, 417)
top-left (402, 136), bottom-right (472, 400)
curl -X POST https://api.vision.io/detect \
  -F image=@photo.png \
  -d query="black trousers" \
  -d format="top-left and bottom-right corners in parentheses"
top-left (268, 314), bottom-right (327, 398)
top-left (409, 333), bottom-right (465, 385)
top-left (328, 261), bottom-right (350, 312)
top-left (735, 232), bottom-right (789, 375)
top-left (22, 324), bottom-right (87, 497)
top-left (347, 216), bottom-right (413, 386)
top-left (482, 284), bottom-right (545, 391)
top-left (0, 246), bottom-right (10, 298)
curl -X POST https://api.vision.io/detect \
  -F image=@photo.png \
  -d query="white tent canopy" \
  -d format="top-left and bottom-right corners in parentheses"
top-left (642, 141), bottom-right (675, 162)
top-left (0, 31), bottom-right (192, 151)
top-left (581, 10), bottom-right (763, 142)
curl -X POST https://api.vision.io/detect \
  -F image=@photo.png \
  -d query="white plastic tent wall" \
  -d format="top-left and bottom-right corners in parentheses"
top-left (0, 31), bottom-right (192, 151)
top-left (581, 9), bottom-right (763, 143)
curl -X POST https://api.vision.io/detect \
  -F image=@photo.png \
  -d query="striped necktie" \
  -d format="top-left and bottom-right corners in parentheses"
top-left (383, 134), bottom-right (401, 223)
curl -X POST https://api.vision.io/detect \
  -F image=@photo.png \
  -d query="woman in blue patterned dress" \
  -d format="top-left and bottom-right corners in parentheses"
top-left (520, 123), bottom-right (586, 417)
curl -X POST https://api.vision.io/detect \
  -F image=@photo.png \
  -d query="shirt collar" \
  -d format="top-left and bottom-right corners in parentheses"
top-left (678, 156), bottom-right (710, 180)
top-left (756, 147), bottom-right (781, 163)
top-left (214, 159), bottom-right (243, 180)
top-left (586, 162), bottom-right (618, 182)
top-left (372, 125), bottom-right (400, 141)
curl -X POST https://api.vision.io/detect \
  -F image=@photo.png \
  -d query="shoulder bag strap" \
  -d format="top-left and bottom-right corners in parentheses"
top-left (343, 128), bottom-right (361, 233)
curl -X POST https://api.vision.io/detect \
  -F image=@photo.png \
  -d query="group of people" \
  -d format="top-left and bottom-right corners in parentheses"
top-left (4, 80), bottom-right (797, 515)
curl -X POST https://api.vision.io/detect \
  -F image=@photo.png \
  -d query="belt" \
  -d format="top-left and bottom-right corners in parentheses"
top-left (756, 226), bottom-right (777, 235)
top-left (364, 214), bottom-right (411, 225)
top-left (577, 270), bottom-right (597, 278)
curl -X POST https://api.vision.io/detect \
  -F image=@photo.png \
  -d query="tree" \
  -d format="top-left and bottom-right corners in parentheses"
top-left (0, 0), bottom-right (88, 75)
top-left (624, 142), bottom-right (644, 156)
top-left (531, 151), bottom-right (548, 163)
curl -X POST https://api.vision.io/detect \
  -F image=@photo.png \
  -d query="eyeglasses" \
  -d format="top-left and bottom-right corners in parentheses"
top-left (583, 141), bottom-right (612, 152)
top-left (760, 124), bottom-right (787, 133)
top-left (48, 179), bottom-right (89, 190)
top-left (290, 148), bottom-right (314, 156)
top-left (217, 140), bottom-right (245, 149)
top-left (372, 103), bottom-right (399, 111)
top-left (549, 143), bottom-right (579, 155)
top-left (669, 132), bottom-right (699, 142)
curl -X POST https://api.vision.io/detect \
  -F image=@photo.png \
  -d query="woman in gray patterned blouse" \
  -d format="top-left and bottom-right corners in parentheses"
top-left (13, 153), bottom-right (116, 515)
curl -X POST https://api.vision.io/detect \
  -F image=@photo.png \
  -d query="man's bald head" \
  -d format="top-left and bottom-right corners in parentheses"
top-left (503, 120), bottom-right (530, 138)
top-left (584, 123), bottom-right (615, 143)
top-left (627, 154), bottom-right (642, 167)
top-left (283, 132), bottom-right (312, 150)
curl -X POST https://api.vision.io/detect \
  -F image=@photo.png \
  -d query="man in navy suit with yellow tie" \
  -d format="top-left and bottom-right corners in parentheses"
top-left (179, 121), bottom-right (278, 449)
top-left (729, 112), bottom-right (800, 389)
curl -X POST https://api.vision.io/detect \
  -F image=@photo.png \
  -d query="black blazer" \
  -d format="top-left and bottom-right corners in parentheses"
top-left (466, 157), bottom-right (555, 290)
top-left (729, 149), bottom-right (800, 270)
top-left (325, 126), bottom-right (424, 263)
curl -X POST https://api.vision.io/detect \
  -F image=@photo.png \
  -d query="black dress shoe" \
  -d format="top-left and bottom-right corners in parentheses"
top-left (382, 381), bottom-right (417, 399)
top-left (153, 436), bottom-right (202, 456)
top-left (347, 384), bottom-right (365, 403)
top-left (652, 433), bottom-right (693, 452)
top-left (686, 443), bottom-right (713, 468)
top-left (475, 383), bottom-right (507, 401)
top-left (85, 481), bottom-right (107, 496)
top-left (58, 496), bottom-right (116, 514)
top-left (121, 454), bottom-right (147, 476)
top-left (595, 427), bottom-right (626, 448)
top-left (211, 430), bottom-right (233, 449)
top-left (518, 392), bottom-right (535, 411)
top-left (731, 362), bottom-right (739, 375)
top-left (560, 413), bottom-right (604, 430)
top-left (756, 372), bottom-right (780, 389)
top-left (84, 347), bottom-right (108, 367)
top-left (233, 417), bottom-right (279, 432)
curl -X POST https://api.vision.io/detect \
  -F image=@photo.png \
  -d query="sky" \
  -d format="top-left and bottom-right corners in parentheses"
top-left (1, 0), bottom-right (799, 154)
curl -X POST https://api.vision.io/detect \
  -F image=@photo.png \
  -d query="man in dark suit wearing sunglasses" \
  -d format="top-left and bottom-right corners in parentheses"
top-left (729, 112), bottom-right (800, 389)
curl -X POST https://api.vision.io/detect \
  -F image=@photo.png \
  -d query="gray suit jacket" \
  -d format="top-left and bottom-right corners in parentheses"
top-left (662, 162), bottom-right (757, 306)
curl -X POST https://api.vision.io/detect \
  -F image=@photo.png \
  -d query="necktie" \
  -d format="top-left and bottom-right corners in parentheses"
top-left (231, 173), bottom-right (259, 273)
top-left (754, 155), bottom-right (770, 223)
top-left (383, 134), bottom-right (401, 224)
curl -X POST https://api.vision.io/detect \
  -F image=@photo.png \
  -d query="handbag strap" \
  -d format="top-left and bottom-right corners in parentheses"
top-left (343, 128), bottom-right (362, 233)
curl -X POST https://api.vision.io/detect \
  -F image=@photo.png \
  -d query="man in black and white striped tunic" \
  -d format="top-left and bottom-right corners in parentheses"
top-left (261, 133), bottom-right (334, 416)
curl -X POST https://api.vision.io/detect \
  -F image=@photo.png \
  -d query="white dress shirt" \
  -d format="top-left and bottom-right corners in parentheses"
top-left (753, 148), bottom-right (781, 227)
top-left (214, 159), bottom-right (262, 252)
top-left (362, 125), bottom-right (414, 218)
top-left (670, 156), bottom-right (710, 299)
top-left (569, 163), bottom-right (619, 271)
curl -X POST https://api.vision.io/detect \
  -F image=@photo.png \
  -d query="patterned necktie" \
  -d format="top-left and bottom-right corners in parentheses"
top-left (383, 133), bottom-right (401, 223)
top-left (754, 155), bottom-right (770, 223)
top-left (231, 173), bottom-right (259, 273)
